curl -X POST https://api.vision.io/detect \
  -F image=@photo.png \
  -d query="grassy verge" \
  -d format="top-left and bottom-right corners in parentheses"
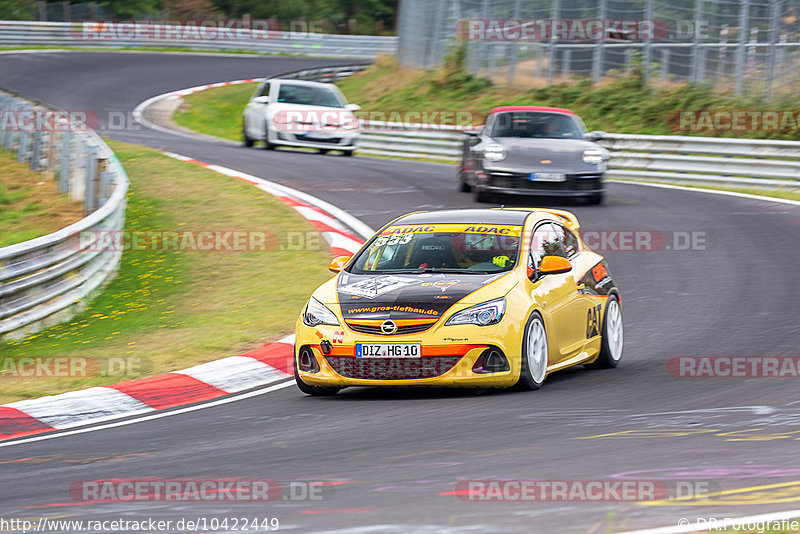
top-left (614, 178), bottom-right (800, 202)
top-left (0, 141), bottom-right (331, 403)
top-left (0, 150), bottom-right (83, 247)
top-left (174, 83), bottom-right (255, 141)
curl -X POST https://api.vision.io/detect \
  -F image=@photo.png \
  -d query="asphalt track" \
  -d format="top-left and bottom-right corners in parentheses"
top-left (1, 52), bottom-right (800, 533)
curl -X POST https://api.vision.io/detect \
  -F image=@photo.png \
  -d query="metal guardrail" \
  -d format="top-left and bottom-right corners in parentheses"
top-left (265, 64), bottom-right (800, 186)
top-left (0, 91), bottom-right (128, 341)
top-left (0, 20), bottom-right (398, 59)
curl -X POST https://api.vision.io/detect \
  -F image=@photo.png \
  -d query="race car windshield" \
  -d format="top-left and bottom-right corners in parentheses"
top-left (490, 111), bottom-right (583, 139)
top-left (350, 224), bottom-right (522, 275)
top-left (276, 84), bottom-right (345, 108)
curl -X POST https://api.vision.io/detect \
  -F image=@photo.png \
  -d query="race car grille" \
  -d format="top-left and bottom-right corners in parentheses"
top-left (488, 172), bottom-right (602, 191)
top-left (325, 356), bottom-right (462, 380)
top-left (346, 323), bottom-right (434, 335)
top-left (293, 134), bottom-right (343, 144)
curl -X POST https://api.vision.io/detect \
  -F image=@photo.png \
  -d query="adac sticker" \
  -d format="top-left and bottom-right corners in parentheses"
top-left (382, 224), bottom-right (522, 237)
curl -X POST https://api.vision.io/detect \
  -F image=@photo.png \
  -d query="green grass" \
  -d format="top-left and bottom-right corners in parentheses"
top-left (0, 141), bottom-right (332, 403)
top-left (174, 83), bottom-right (255, 141)
top-left (0, 150), bottom-right (83, 247)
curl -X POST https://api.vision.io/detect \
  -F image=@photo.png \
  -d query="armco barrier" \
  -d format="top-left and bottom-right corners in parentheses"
top-left (0, 90), bottom-right (128, 341)
top-left (211, 63), bottom-right (800, 185)
top-left (0, 20), bottom-right (397, 59)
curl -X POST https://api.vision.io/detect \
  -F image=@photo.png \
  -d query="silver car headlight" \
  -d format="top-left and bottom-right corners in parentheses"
top-left (445, 297), bottom-right (506, 326)
top-left (582, 148), bottom-right (605, 164)
top-left (302, 297), bottom-right (340, 327)
top-left (483, 144), bottom-right (506, 162)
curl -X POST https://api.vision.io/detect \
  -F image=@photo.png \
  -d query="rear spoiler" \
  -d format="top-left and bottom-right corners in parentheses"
top-left (538, 209), bottom-right (580, 231)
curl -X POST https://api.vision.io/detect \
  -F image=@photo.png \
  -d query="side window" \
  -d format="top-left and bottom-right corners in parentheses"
top-left (556, 224), bottom-right (581, 258)
top-left (530, 223), bottom-right (566, 267)
top-left (259, 82), bottom-right (272, 97)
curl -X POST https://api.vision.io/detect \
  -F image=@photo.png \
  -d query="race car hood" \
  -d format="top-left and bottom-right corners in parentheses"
top-left (486, 137), bottom-right (603, 173)
top-left (335, 271), bottom-right (517, 321)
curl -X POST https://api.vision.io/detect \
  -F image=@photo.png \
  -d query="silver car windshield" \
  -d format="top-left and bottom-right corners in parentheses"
top-left (490, 111), bottom-right (583, 140)
top-left (276, 84), bottom-right (345, 108)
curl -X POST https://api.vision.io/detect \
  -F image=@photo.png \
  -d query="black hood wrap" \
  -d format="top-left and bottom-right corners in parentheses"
top-left (336, 272), bottom-right (506, 320)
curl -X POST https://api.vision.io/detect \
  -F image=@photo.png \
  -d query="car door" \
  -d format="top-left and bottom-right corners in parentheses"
top-left (244, 81), bottom-right (272, 138)
top-left (527, 222), bottom-right (589, 361)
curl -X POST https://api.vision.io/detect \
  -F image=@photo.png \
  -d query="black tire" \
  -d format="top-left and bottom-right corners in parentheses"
top-left (585, 295), bottom-right (623, 369)
top-left (242, 123), bottom-right (255, 148)
top-left (458, 168), bottom-right (471, 192)
top-left (587, 192), bottom-right (604, 205)
top-left (318, 148), bottom-right (330, 154)
top-left (472, 184), bottom-right (491, 203)
top-left (342, 150), bottom-right (355, 157)
top-left (294, 347), bottom-right (340, 396)
top-left (515, 312), bottom-right (548, 391)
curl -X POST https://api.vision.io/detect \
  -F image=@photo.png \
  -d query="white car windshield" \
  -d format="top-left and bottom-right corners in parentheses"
top-left (276, 84), bottom-right (345, 108)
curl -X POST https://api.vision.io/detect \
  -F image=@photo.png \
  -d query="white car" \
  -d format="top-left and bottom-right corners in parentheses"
top-left (243, 79), bottom-right (360, 156)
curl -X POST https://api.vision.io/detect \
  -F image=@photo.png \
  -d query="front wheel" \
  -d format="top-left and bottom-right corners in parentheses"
top-left (585, 295), bottom-right (623, 369)
top-left (342, 150), bottom-right (355, 157)
top-left (516, 312), bottom-right (548, 390)
top-left (242, 122), bottom-right (255, 148)
top-left (587, 192), bottom-right (604, 205)
top-left (472, 184), bottom-right (491, 203)
top-left (458, 168), bottom-right (471, 192)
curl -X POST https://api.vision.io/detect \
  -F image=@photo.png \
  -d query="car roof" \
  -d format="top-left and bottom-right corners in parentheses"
top-left (269, 79), bottom-right (336, 88)
top-left (395, 209), bottom-right (531, 226)
top-left (488, 105), bottom-right (576, 116)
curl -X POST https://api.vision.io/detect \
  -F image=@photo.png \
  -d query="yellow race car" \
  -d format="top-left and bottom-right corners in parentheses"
top-left (294, 208), bottom-right (623, 395)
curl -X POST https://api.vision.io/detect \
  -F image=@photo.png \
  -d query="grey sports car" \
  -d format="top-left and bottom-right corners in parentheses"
top-left (458, 106), bottom-right (607, 204)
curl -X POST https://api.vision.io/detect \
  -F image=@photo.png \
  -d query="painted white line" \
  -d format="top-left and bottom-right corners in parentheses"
top-left (5, 387), bottom-right (152, 430)
top-left (0, 380), bottom-right (296, 449)
top-left (609, 179), bottom-right (800, 208)
top-left (617, 509), bottom-right (800, 534)
top-left (173, 356), bottom-right (290, 394)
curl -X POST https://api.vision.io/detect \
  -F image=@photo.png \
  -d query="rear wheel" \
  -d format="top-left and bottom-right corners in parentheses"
top-left (318, 148), bottom-right (330, 154)
top-left (516, 312), bottom-right (548, 390)
top-left (342, 150), bottom-right (355, 157)
top-left (294, 349), bottom-right (340, 396)
top-left (585, 295), bottom-right (623, 369)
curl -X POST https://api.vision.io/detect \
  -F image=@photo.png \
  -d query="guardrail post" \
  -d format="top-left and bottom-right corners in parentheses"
top-left (99, 170), bottom-right (114, 206)
top-left (84, 145), bottom-right (98, 214)
top-left (59, 131), bottom-right (71, 193)
top-left (30, 131), bottom-right (43, 170)
top-left (16, 130), bottom-right (28, 163)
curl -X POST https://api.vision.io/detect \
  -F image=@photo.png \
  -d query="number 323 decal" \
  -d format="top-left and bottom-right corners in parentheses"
top-left (374, 233), bottom-right (414, 246)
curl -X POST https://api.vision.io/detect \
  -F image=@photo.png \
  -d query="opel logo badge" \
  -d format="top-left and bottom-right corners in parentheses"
top-left (381, 320), bottom-right (397, 334)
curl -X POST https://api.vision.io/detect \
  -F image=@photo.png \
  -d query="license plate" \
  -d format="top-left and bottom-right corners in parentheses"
top-left (356, 343), bottom-right (421, 358)
top-left (529, 172), bottom-right (566, 182)
top-left (300, 132), bottom-right (332, 140)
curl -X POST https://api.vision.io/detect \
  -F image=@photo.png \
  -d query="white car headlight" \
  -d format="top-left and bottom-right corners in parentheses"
top-left (303, 297), bottom-right (340, 327)
top-left (483, 144), bottom-right (506, 162)
top-left (582, 148), bottom-right (605, 164)
top-left (445, 297), bottom-right (506, 327)
top-left (273, 114), bottom-right (290, 125)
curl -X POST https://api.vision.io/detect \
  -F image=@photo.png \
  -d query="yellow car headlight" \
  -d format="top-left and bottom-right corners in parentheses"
top-left (445, 297), bottom-right (506, 326)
